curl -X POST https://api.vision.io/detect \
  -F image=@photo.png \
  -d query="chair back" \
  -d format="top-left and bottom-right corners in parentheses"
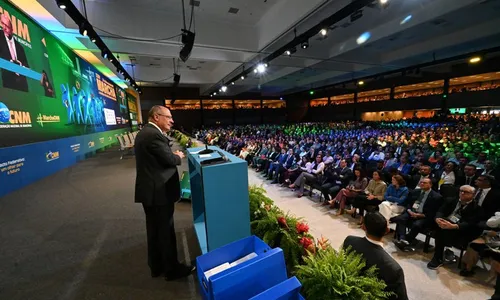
top-left (117, 135), bottom-right (126, 149)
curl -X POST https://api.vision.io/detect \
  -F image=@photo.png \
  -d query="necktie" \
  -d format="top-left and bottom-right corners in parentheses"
top-left (417, 190), bottom-right (425, 203)
top-left (8, 38), bottom-right (16, 61)
top-left (466, 177), bottom-right (471, 185)
top-left (474, 189), bottom-right (483, 203)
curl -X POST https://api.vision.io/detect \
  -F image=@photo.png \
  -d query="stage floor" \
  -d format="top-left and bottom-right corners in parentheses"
top-left (248, 168), bottom-right (495, 300)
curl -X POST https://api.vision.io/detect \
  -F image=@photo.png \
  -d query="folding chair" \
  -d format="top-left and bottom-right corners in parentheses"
top-left (117, 135), bottom-right (134, 159)
top-left (127, 132), bottom-right (136, 146)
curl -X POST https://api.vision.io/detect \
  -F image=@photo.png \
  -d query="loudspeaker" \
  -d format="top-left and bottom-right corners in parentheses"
top-left (179, 30), bottom-right (195, 62)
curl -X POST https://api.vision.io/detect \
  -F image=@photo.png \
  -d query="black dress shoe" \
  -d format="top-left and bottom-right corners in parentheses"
top-left (151, 271), bottom-right (163, 278)
top-left (165, 264), bottom-right (196, 281)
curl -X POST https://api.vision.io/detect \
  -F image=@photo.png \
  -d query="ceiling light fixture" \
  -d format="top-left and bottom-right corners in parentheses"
top-left (469, 56), bottom-right (481, 64)
top-left (320, 29), bottom-right (328, 36)
top-left (284, 47), bottom-right (297, 56)
top-left (256, 63), bottom-right (266, 74)
top-left (56, 0), bottom-right (67, 9)
top-left (356, 32), bottom-right (371, 45)
top-left (231, 82), bottom-right (235, 85)
top-left (400, 15), bottom-right (412, 25)
top-left (221, 85), bottom-right (228, 93)
top-left (79, 22), bottom-right (88, 36)
top-left (301, 40), bottom-right (309, 49)
top-left (380, 0), bottom-right (389, 4)
top-left (241, 75), bottom-right (245, 80)
top-left (358, 80), bottom-right (364, 85)
top-left (90, 36), bottom-right (96, 43)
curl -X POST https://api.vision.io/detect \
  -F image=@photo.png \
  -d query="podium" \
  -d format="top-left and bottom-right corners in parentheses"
top-left (187, 146), bottom-right (250, 254)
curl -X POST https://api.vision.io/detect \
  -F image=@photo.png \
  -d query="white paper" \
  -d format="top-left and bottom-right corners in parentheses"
top-left (199, 154), bottom-right (212, 158)
top-left (229, 252), bottom-right (257, 267)
top-left (204, 262), bottom-right (231, 280)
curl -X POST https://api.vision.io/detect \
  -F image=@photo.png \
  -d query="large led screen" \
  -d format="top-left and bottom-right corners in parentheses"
top-left (0, 0), bottom-right (130, 148)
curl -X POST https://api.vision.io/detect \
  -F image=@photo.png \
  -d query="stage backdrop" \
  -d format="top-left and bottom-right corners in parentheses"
top-left (0, 0), bottom-right (133, 197)
top-left (0, 0), bottom-right (130, 148)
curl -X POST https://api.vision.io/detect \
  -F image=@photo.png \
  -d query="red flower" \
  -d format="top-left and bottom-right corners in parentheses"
top-left (296, 222), bottom-right (309, 234)
top-left (277, 216), bottom-right (287, 228)
top-left (299, 237), bottom-right (313, 249)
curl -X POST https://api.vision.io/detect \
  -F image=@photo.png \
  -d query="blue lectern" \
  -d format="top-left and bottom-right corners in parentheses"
top-left (187, 146), bottom-right (250, 254)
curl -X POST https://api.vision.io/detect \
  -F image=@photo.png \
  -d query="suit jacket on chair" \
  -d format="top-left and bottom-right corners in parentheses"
top-left (134, 124), bottom-right (182, 206)
top-left (343, 236), bottom-right (408, 300)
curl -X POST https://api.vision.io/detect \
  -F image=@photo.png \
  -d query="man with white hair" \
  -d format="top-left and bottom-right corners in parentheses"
top-left (427, 185), bottom-right (483, 270)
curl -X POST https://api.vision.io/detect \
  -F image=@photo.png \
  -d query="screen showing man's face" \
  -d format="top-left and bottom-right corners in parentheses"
top-left (0, 15), bottom-right (13, 39)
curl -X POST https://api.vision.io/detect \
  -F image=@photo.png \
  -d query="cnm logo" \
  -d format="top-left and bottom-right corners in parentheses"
top-left (10, 110), bottom-right (31, 124)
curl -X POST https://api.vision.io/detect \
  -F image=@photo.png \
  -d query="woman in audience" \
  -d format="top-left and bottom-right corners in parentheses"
top-left (289, 154), bottom-right (325, 198)
top-left (329, 168), bottom-right (368, 215)
top-left (282, 154), bottom-right (303, 186)
top-left (378, 175), bottom-right (409, 221)
top-left (348, 171), bottom-right (388, 225)
top-left (438, 161), bottom-right (457, 190)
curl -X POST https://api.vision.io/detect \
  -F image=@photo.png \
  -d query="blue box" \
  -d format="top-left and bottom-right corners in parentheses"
top-left (249, 277), bottom-right (305, 300)
top-left (196, 235), bottom-right (288, 300)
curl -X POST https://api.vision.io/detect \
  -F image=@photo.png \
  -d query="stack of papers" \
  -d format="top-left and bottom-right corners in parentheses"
top-left (203, 252), bottom-right (258, 280)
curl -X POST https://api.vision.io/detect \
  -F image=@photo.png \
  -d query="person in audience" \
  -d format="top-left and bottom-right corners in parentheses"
top-left (411, 165), bottom-right (435, 190)
top-left (252, 144), bottom-right (269, 167)
top-left (271, 149), bottom-right (295, 184)
top-left (393, 178), bottom-right (444, 249)
top-left (382, 152), bottom-right (398, 170)
top-left (289, 154), bottom-right (325, 198)
top-left (483, 160), bottom-right (500, 178)
top-left (267, 148), bottom-right (288, 179)
top-left (427, 185), bottom-right (482, 270)
top-left (460, 211), bottom-right (500, 277)
top-left (368, 147), bottom-right (385, 161)
top-left (258, 146), bottom-right (279, 173)
top-left (471, 151), bottom-right (488, 170)
top-left (320, 159), bottom-right (353, 203)
top-left (329, 168), bottom-right (368, 215)
top-left (378, 175), bottom-right (410, 221)
top-left (475, 175), bottom-right (500, 228)
top-left (456, 164), bottom-right (478, 187)
top-left (437, 161), bottom-right (457, 190)
top-left (343, 212), bottom-right (409, 300)
top-left (392, 156), bottom-right (412, 175)
top-left (347, 171), bottom-right (387, 225)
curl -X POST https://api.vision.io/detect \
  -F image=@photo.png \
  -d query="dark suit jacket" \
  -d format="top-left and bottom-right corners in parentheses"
top-left (134, 124), bottom-right (182, 206)
top-left (410, 174), bottom-right (437, 190)
top-left (478, 189), bottom-right (500, 229)
top-left (436, 198), bottom-right (482, 234)
top-left (343, 236), bottom-right (408, 300)
top-left (407, 189), bottom-right (443, 220)
top-left (455, 175), bottom-right (478, 188)
top-left (0, 31), bottom-right (29, 92)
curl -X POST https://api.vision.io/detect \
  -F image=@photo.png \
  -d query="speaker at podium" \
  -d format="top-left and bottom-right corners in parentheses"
top-left (187, 145), bottom-right (250, 254)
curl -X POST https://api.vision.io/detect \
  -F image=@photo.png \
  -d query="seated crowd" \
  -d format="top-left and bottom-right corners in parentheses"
top-left (195, 116), bottom-right (500, 299)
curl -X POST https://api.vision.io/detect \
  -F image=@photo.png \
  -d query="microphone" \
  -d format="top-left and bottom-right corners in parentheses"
top-left (199, 144), bottom-right (214, 154)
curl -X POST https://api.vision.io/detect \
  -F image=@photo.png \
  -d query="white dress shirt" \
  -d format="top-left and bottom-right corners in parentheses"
top-left (148, 122), bottom-right (163, 133)
top-left (5, 34), bottom-right (17, 61)
top-left (365, 236), bottom-right (384, 248)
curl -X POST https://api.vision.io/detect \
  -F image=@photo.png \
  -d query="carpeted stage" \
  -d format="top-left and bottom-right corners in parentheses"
top-left (0, 142), bottom-right (496, 300)
top-left (0, 143), bottom-right (201, 300)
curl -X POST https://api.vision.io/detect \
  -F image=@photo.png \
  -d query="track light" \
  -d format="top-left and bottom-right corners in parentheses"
top-left (90, 36), bottom-right (96, 43)
top-left (469, 56), bottom-right (481, 64)
top-left (380, 0), bottom-right (389, 4)
top-left (101, 50), bottom-right (108, 59)
top-left (56, 0), bottom-right (67, 9)
top-left (241, 75), bottom-right (245, 80)
top-left (320, 28), bottom-right (328, 36)
top-left (221, 85), bottom-right (228, 93)
top-left (301, 40), bottom-right (309, 49)
top-left (256, 63), bottom-right (266, 74)
top-left (213, 92), bottom-right (217, 95)
top-left (358, 80), bottom-right (364, 85)
top-left (231, 82), bottom-right (235, 85)
top-left (79, 22), bottom-right (88, 36)
top-left (285, 47), bottom-right (296, 56)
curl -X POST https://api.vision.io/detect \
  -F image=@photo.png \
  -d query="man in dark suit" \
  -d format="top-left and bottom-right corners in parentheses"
top-left (270, 149), bottom-right (294, 183)
top-left (0, 14), bottom-right (29, 92)
top-left (410, 165), bottom-right (436, 190)
top-left (134, 105), bottom-right (194, 280)
top-left (427, 184), bottom-right (482, 269)
top-left (474, 175), bottom-right (500, 230)
top-left (343, 212), bottom-right (408, 300)
top-left (320, 160), bottom-right (353, 203)
top-left (455, 164), bottom-right (478, 187)
top-left (393, 178), bottom-right (443, 250)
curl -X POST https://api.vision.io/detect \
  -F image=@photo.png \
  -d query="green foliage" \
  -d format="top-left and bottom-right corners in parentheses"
top-left (248, 185), bottom-right (274, 221)
top-left (295, 246), bottom-right (394, 300)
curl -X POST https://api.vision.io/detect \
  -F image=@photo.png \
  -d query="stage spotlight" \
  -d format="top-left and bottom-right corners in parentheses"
top-left (254, 68), bottom-right (258, 74)
top-left (280, 97), bottom-right (283, 100)
top-left (358, 80), bottom-right (364, 85)
top-left (309, 90), bottom-right (314, 95)
top-left (320, 29), bottom-right (328, 36)
top-left (231, 82), bottom-right (235, 85)
top-left (356, 32), bottom-right (371, 45)
top-left (56, 0), bottom-right (67, 9)
top-left (101, 50), bottom-right (108, 59)
top-left (241, 75), bottom-right (245, 80)
top-left (469, 56), bottom-right (481, 64)
top-left (284, 47), bottom-right (296, 56)
top-left (380, 0), bottom-right (389, 4)
top-left (90, 36), bottom-right (97, 43)
top-left (256, 63), bottom-right (266, 74)
top-left (221, 85), bottom-right (228, 93)
top-left (79, 22), bottom-right (88, 36)
top-left (301, 40), bottom-right (309, 49)
top-left (219, 88), bottom-right (222, 92)
top-left (213, 92), bottom-right (217, 95)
